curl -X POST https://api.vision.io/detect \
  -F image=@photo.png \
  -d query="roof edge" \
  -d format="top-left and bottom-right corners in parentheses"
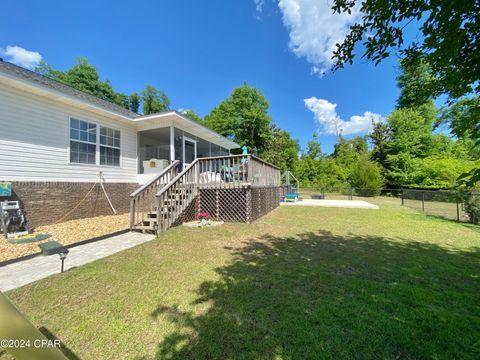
top-left (0, 60), bottom-right (139, 118)
top-left (135, 111), bottom-right (240, 149)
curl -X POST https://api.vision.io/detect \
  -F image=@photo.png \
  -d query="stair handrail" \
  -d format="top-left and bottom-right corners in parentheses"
top-left (155, 159), bottom-right (200, 232)
top-left (130, 160), bottom-right (180, 230)
top-left (130, 160), bottom-right (180, 198)
top-left (155, 159), bottom-right (199, 198)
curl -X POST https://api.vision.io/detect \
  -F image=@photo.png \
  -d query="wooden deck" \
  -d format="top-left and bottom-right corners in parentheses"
top-left (130, 155), bottom-right (281, 233)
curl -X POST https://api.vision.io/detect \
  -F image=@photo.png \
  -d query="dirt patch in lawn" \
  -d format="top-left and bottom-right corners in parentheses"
top-left (0, 213), bottom-right (130, 263)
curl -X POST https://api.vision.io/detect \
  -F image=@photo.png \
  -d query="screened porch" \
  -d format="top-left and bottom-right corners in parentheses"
top-left (137, 126), bottom-right (231, 184)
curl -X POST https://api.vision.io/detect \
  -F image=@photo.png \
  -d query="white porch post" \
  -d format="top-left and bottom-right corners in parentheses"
top-left (169, 126), bottom-right (175, 162)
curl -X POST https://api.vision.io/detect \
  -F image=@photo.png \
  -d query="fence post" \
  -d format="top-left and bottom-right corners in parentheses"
top-left (401, 190), bottom-right (404, 206)
top-left (422, 191), bottom-right (425, 212)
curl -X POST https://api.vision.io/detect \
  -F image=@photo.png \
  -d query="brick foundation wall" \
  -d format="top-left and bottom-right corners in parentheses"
top-left (1, 182), bottom-right (139, 228)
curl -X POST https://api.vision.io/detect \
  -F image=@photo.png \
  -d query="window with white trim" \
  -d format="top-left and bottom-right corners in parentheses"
top-left (69, 118), bottom-right (121, 166)
top-left (70, 118), bottom-right (97, 164)
top-left (100, 127), bottom-right (120, 166)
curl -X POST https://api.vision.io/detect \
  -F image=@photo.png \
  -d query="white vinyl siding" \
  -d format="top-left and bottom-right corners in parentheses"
top-left (0, 84), bottom-right (138, 183)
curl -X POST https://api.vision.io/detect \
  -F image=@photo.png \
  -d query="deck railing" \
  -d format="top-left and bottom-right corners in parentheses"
top-left (196, 154), bottom-right (280, 189)
top-left (130, 160), bottom-right (180, 230)
top-left (248, 155), bottom-right (281, 187)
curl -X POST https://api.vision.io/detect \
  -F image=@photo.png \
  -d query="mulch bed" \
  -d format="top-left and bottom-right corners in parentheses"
top-left (0, 213), bottom-right (130, 263)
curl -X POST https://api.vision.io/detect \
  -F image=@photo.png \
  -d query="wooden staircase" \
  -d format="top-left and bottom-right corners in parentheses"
top-left (129, 160), bottom-right (180, 233)
top-left (133, 187), bottom-right (193, 232)
top-left (130, 160), bottom-right (198, 234)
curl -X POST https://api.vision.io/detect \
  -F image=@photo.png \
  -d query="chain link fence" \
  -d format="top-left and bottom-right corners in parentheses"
top-left (292, 186), bottom-right (479, 223)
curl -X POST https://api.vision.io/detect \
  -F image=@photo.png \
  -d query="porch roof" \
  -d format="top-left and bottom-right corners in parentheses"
top-left (134, 111), bottom-right (239, 150)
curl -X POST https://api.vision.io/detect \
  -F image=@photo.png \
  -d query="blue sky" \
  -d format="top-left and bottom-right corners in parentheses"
top-left (0, 0), bottom-right (402, 153)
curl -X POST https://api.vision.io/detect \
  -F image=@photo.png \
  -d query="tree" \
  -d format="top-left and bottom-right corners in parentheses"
top-left (203, 83), bottom-right (273, 154)
top-left (370, 108), bottom-right (476, 188)
top-left (332, 0), bottom-right (480, 184)
top-left (35, 60), bottom-right (62, 78)
top-left (35, 58), bottom-right (129, 109)
top-left (350, 155), bottom-right (384, 196)
top-left (440, 97), bottom-right (480, 186)
top-left (262, 124), bottom-right (299, 173)
top-left (182, 109), bottom-right (203, 123)
top-left (380, 108), bottom-right (434, 186)
top-left (306, 131), bottom-right (322, 160)
top-left (369, 122), bottom-right (390, 167)
top-left (129, 93), bottom-right (140, 113)
top-left (396, 60), bottom-right (436, 110)
top-left (142, 85), bottom-right (170, 115)
top-left (386, 108), bottom-right (433, 158)
top-left (333, 136), bottom-right (368, 162)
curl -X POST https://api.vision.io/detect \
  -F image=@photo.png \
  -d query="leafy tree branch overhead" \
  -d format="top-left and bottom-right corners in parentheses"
top-left (332, 0), bottom-right (479, 98)
top-left (332, 0), bottom-right (480, 185)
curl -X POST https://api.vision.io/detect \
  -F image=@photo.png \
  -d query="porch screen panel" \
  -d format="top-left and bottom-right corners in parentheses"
top-left (197, 138), bottom-right (210, 158)
top-left (211, 144), bottom-right (226, 156)
top-left (210, 144), bottom-right (219, 156)
top-left (174, 128), bottom-right (182, 161)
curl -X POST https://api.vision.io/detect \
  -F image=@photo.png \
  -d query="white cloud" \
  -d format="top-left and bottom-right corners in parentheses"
top-left (254, 0), bottom-right (265, 13)
top-left (0, 45), bottom-right (42, 69)
top-left (304, 97), bottom-right (382, 136)
top-left (277, 0), bottom-right (361, 75)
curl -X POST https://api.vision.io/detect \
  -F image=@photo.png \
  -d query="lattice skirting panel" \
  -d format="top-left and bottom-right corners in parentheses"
top-left (173, 195), bottom-right (198, 226)
top-left (195, 186), bottom-right (281, 224)
top-left (250, 186), bottom-right (281, 222)
top-left (198, 188), bottom-right (248, 222)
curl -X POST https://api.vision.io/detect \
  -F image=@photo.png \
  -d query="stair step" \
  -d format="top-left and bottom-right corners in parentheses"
top-left (142, 218), bottom-right (158, 224)
top-left (147, 211), bottom-right (175, 218)
top-left (164, 198), bottom-right (185, 203)
top-left (167, 195), bottom-right (188, 200)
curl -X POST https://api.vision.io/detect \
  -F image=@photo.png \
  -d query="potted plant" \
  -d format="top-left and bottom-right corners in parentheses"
top-left (196, 212), bottom-right (210, 226)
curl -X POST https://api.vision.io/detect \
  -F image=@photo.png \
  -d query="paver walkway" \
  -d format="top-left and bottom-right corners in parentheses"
top-left (0, 232), bottom-right (156, 292)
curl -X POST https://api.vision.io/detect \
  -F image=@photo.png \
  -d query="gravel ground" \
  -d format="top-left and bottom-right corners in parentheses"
top-left (0, 213), bottom-right (130, 263)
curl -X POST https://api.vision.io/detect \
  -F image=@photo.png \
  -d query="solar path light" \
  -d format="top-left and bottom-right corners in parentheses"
top-left (58, 250), bottom-right (69, 273)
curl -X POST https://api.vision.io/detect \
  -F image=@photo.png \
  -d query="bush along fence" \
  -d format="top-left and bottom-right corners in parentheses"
top-left (296, 186), bottom-right (480, 224)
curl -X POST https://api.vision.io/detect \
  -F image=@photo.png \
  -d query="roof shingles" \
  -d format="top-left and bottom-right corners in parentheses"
top-left (0, 60), bottom-right (138, 118)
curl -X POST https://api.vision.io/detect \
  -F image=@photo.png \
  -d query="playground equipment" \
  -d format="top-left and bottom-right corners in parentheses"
top-left (281, 171), bottom-right (299, 194)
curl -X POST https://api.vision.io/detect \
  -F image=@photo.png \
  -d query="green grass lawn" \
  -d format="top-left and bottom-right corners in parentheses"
top-left (3, 202), bottom-right (480, 359)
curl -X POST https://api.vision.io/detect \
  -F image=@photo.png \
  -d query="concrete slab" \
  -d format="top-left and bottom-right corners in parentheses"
top-left (281, 199), bottom-right (379, 209)
top-left (0, 232), bottom-right (156, 292)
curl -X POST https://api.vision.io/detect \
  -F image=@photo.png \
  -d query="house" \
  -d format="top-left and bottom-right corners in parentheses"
top-left (0, 60), bottom-right (280, 232)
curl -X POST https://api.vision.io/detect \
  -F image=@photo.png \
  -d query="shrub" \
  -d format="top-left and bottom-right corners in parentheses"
top-left (350, 156), bottom-right (384, 196)
top-left (461, 191), bottom-right (480, 224)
